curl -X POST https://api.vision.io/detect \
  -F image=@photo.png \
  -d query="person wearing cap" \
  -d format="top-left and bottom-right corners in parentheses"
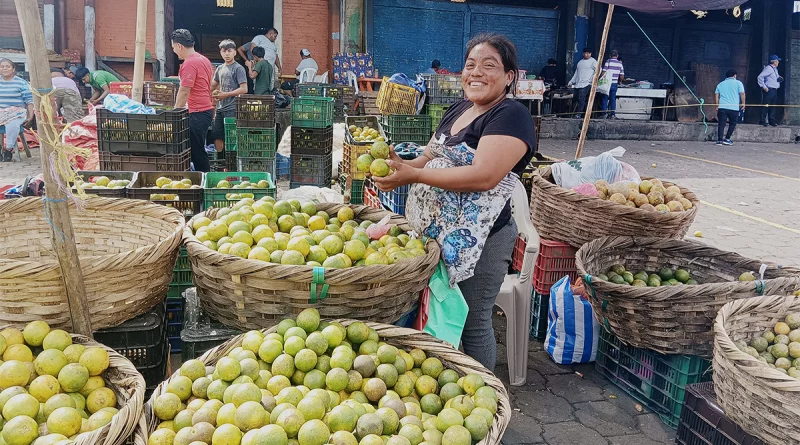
top-left (74, 67), bottom-right (119, 105)
top-left (424, 60), bottom-right (441, 74)
top-left (171, 28), bottom-right (214, 172)
top-left (280, 49), bottom-right (318, 90)
top-left (714, 69), bottom-right (745, 146)
top-left (50, 68), bottom-right (84, 123)
top-left (568, 48), bottom-right (597, 119)
top-left (757, 55), bottom-right (783, 127)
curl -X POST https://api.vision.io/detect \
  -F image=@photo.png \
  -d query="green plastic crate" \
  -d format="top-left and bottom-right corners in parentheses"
top-left (380, 115), bottom-right (432, 145)
top-left (236, 127), bottom-right (277, 158)
top-left (292, 96), bottom-right (334, 128)
top-left (203, 172), bottom-right (276, 209)
top-left (172, 247), bottom-right (192, 286)
top-left (339, 175), bottom-right (364, 205)
top-left (595, 328), bottom-right (711, 429)
top-left (425, 104), bottom-right (450, 133)
top-left (224, 117), bottom-right (237, 151)
top-left (167, 283), bottom-right (191, 300)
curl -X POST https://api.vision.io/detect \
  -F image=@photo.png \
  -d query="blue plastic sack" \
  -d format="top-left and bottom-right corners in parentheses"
top-left (545, 276), bottom-right (599, 364)
top-left (102, 94), bottom-right (155, 114)
top-left (388, 73), bottom-right (426, 95)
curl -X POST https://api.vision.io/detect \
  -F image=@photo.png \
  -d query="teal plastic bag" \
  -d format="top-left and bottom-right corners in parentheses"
top-left (423, 261), bottom-right (469, 348)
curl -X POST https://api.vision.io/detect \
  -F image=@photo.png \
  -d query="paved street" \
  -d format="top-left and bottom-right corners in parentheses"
top-left (3, 137), bottom-right (798, 444)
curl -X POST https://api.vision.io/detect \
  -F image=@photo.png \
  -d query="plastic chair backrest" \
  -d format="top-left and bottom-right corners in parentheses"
top-left (314, 71), bottom-right (329, 83)
top-left (346, 71), bottom-right (360, 95)
top-left (510, 179), bottom-right (537, 240)
top-left (299, 68), bottom-right (317, 84)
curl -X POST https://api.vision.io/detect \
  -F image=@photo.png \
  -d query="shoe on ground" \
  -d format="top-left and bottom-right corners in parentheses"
top-left (574, 115), bottom-right (583, 119)
top-left (1, 149), bottom-right (12, 162)
top-left (722, 139), bottom-right (733, 146)
top-left (760, 122), bottom-right (769, 127)
top-left (715, 140), bottom-right (724, 146)
top-left (769, 122), bottom-right (778, 127)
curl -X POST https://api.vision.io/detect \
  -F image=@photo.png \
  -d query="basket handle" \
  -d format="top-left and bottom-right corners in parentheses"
top-left (583, 274), bottom-right (613, 331)
top-left (310, 267), bottom-right (329, 303)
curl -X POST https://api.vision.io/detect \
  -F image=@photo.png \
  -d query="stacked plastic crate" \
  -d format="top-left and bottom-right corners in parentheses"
top-left (290, 95), bottom-right (334, 188)
top-left (324, 84), bottom-right (357, 122)
top-left (235, 95), bottom-right (277, 176)
top-left (528, 239), bottom-right (580, 341)
top-left (421, 73), bottom-right (463, 136)
top-left (377, 114), bottom-right (431, 215)
top-left (342, 116), bottom-right (388, 205)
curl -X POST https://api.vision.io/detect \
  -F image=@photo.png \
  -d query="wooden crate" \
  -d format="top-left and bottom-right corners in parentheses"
top-left (359, 91), bottom-right (380, 115)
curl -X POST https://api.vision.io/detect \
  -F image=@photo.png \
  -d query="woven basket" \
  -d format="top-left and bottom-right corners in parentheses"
top-left (145, 320), bottom-right (510, 445)
top-left (575, 236), bottom-right (800, 357)
top-left (184, 204), bottom-right (439, 330)
top-left (529, 167), bottom-right (699, 247)
top-left (713, 295), bottom-right (800, 445)
top-left (0, 197), bottom-right (184, 330)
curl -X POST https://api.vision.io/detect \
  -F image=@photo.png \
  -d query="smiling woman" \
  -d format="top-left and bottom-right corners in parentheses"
top-left (373, 33), bottom-right (537, 371)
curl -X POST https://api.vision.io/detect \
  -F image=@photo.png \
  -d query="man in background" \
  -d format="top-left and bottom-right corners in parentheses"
top-left (600, 50), bottom-right (624, 119)
top-left (248, 46), bottom-right (274, 95)
top-left (757, 55), bottom-right (782, 127)
top-left (50, 68), bottom-right (83, 123)
top-left (424, 60), bottom-right (441, 74)
top-left (715, 69), bottom-right (745, 146)
top-left (539, 59), bottom-right (558, 86)
top-left (568, 48), bottom-right (597, 119)
top-left (212, 39), bottom-right (248, 154)
top-left (239, 28), bottom-right (282, 84)
top-left (172, 29), bottom-right (213, 172)
top-left (74, 67), bottom-right (118, 105)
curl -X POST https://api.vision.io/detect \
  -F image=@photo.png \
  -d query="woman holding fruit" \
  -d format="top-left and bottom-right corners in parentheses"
top-left (373, 33), bottom-right (536, 370)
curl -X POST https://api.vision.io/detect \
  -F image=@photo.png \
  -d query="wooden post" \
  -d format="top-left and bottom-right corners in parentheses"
top-left (84, 0), bottom-right (96, 71)
top-left (43, 0), bottom-right (54, 50)
top-left (14, 0), bottom-right (93, 337)
top-left (132, 0), bottom-right (148, 103)
top-left (154, 0), bottom-right (166, 80)
top-left (575, 4), bottom-right (614, 159)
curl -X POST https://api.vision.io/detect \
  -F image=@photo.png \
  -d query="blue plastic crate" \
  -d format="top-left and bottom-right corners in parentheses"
top-left (379, 184), bottom-right (409, 215)
top-left (277, 153), bottom-right (290, 179)
top-left (166, 298), bottom-right (185, 353)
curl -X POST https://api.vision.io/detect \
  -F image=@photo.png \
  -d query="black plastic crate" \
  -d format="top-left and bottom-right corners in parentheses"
top-left (181, 324), bottom-right (243, 362)
top-left (324, 85), bottom-right (356, 107)
top-left (93, 302), bottom-right (167, 369)
top-left (380, 115), bottom-right (432, 145)
top-left (676, 382), bottom-right (764, 445)
top-left (379, 184), bottom-right (409, 215)
top-left (99, 149), bottom-right (191, 172)
top-left (236, 127), bottom-right (277, 158)
top-left (167, 298), bottom-right (185, 353)
top-left (295, 83), bottom-right (326, 97)
top-left (238, 157), bottom-right (276, 176)
top-left (236, 95), bottom-right (276, 128)
top-left (72, 171), bottom-right (135, 198)
top-left (143, 81), bottom-right (178, 108)
top-left (291, 126), bottom-right (333, 156)
top-left (530, 291), bottom-right (548, 341)
top-left (422, 74), bottom-right (463, 105)
top-left (97, 108), bottom-right (189, 156)
top-left (127, 171), bottom-right (204, 219)
top-left (290, 153), bottom-right (333, 188)
top-left (143, 341), bottom-right (170, 396)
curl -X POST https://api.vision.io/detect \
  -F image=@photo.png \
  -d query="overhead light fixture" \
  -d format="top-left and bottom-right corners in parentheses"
top-left (217, 0), bottom-right (233, 7)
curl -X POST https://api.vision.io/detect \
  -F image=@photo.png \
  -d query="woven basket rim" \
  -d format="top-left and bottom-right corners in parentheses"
top-left (183, 203), bottom-right (441, 283)
top-left (531, 167), bottom-right (700, 221)
top-left (713, 294), bottom-right (800, 389)
top-left (0, 196), bottom-right (185, 269)
top-left (144, 319), bottom-right (510, 445)
top-left (575, 236), bottom-right (800, 300)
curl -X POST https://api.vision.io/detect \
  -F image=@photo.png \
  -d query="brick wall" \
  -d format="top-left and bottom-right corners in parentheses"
top-left (0, 0), bottom-right (44, 41)
top-left (607, 23), bottom-right (674, 85)
top-left (94, 0), bottom-right (158, 60)
top-left (65, 0), bottom-right (84, 53)
top-left (282, 0), bottom-right (329, 75)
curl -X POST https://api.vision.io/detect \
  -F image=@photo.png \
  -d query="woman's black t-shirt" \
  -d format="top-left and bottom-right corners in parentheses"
top-left (433, 98), bottom-right (537, 233)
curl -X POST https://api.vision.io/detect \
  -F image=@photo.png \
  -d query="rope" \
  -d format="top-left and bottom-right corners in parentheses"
top-left (626, 12), bottom-right (709, 132)
top-left (42, 196), bottom-right (69, 241)
top-left (29, 87), bottom-right (92, 207)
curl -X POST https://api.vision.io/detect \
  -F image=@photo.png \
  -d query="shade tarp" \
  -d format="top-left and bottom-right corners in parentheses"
top-left (593, 0), bottom-right (744, 12)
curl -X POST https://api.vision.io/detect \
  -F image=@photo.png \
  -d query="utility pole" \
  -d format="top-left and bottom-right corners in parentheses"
top-left (132, 0), bottom-right (148, 103)
top-left (14, 0), bottom-right (93, 337)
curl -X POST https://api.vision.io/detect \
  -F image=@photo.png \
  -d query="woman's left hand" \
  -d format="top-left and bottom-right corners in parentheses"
top-left (372, 159), bottom-right (420, 192)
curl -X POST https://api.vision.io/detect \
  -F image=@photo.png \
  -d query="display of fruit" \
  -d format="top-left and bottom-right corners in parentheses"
top-left (593, 179), bottom-right (693, 213)
top-left (149, 309), bottom-right (498, 445)
top-left (356, 142), bottom-right (392, 178)
top-left (0, 321), bottom-right (116, 445)
top-left (213, 179), bottom-right (273, 201)
top-left (348, 125), bottom-right (385, 144)
top-left (148, 176), bottom-right (202, 201)
top-left (190, 199), bottom-right (427, 268)
top-left (736, 313), bottom-right (800, 379)
top-left (72, 175), bottom-right (130, 191)
top-left (596, 264), bottom-right (701, 287)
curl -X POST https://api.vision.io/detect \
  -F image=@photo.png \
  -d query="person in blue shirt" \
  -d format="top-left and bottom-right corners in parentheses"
top-left (0, 58), bottom-right (33, 162)
top-left (714, 69), bottom-right (745, 146)
top-left (423, 60), bottom-right (441, 74)
top-left (757, 55), bottom-right (782, 127)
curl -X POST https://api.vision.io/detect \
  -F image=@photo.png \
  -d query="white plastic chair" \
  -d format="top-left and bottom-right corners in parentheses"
top-left (298, 68), bottom-right (317, 84)
top-left (314, 71), bottom-right (329, 83)
top-left (346, 71), bottom-right (360, 94)
top-left (495, 180), bottom-right (540, 386)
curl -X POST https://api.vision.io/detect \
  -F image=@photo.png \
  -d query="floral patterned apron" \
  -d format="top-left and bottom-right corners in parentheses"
top-left (405, 141), bottom-right (518, 287)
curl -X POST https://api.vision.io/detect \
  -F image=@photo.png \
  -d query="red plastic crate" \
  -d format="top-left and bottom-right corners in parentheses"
top-left (364, 178), bottom-right (382, 210)
top-left (511, 235), bottom-right (526, 273)
top-left (109, 82), bottom-right (133, 98)
top-left (533, 239), bottom-right (579, 295)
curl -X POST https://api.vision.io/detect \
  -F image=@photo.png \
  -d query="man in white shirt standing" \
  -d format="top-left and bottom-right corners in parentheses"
top-left (238, 28), bottom-right (282, 88)
top-left (757, 55), bottom-right (782, 127)
top-left (568, 48), bottom-right (597, 119)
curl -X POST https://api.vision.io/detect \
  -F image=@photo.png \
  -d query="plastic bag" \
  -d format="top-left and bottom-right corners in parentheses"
top-left (597, 70), bottom-right (613, 96)
top-left (422, 261), bottom-right (468, 348)
top-left (545, 276), bottom-right (599, 365)
top-left (280, 186), bottom-right (343, 204)
top-left (572, 183), bottom-right (599, 197)
top-left (101, 94), bottom-right (155, 114)
top-left (551, 146), bottom-right (641, 189)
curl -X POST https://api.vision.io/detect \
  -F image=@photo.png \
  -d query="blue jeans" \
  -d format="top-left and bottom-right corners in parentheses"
top-left (601, 83), bottom-right (618, 116)
top-left (1, 117), bottom-right (26, 150)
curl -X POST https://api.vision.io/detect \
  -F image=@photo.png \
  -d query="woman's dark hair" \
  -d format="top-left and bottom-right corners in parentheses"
top-left (547, 58), bottom-right (557, 65)
top-left (252, 46), bottom-right (266, 59)
top-left (75, 67), bottom-right (90, 80)
top-left (465, 33), bottom-right (519, 95)
top-left (0, 58), bottom-right (17, 72)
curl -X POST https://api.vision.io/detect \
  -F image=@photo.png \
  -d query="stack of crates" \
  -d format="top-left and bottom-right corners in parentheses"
top-left (421, 73), bottom-right (463, 136)
top-left (126, 171), bottom-right (204, 220)
top-left (342, 116), bottom-right (387, 204)
top-left (676, 382), bottom-right (764, 445)
top-left (165, 247), bottom-right (191, 353)
top-left (324, 85), bottom-right (356, 122)
top-left (234, 95), bottom-right (277, 175)
top-left (290, 96), bottom-right (334, 188)
top-left (529, 239), bottom-right (580, 342)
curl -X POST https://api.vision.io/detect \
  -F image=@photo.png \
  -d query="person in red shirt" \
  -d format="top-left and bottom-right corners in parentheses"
top-left (172, 29), bottom-right (213, 172)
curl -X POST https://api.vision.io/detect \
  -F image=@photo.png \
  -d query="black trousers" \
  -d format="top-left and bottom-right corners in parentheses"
top-left (575, 85), bottom-right (591, 114)
top-left (760, 87), bottom-right (777, 125)
top-left (717, 109), bottom-right (738, 141)
top-left (189, 110), bottom-right (214, 172)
